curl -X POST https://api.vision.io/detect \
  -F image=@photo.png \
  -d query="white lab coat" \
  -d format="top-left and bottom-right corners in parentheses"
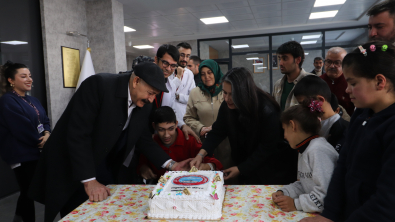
top-left (162, 68), bottom-right (196, 127)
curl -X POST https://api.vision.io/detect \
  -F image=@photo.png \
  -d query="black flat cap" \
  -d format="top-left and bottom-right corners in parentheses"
top-left (134, 62), bottom-right (169, 93)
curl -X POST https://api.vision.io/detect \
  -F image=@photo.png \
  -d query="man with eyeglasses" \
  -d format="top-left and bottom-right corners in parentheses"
top-left (153, 44), bottom-right (200, 143)
top-left (321, 47), bottom-right (354, 115)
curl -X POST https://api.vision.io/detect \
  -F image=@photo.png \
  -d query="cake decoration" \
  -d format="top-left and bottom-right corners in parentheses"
top-left (189, 166), bottom-right (198, 172)
top-left (210, 193), bottom-right (219, 200)
top-left (214, 174), bottom-right (221, 182)
top-left (183, 188), bottom-right (191, 195)
top-left (158, 176), bottom-right (167, 184)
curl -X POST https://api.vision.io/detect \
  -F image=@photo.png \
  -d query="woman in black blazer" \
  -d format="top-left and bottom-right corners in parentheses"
top-left (190, 67), bottom-right (297, 185)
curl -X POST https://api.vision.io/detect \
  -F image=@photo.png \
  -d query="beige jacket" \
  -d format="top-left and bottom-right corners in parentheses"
top-left (273, 69), bottom-right (312, 110)
top-left (184, 87), bottom-right (233, 169)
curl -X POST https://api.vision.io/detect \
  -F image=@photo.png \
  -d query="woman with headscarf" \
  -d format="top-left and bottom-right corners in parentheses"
top-left (189, 67), bottom-right (298, 185)
top-left (184, 60), bottom-right (232, 171)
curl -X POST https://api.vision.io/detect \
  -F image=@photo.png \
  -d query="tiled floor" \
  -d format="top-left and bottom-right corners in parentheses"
top-left (0, 192), bottom-right (61, 222)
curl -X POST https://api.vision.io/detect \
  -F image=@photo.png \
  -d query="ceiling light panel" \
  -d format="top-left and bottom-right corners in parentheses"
top-left (246, 57), bottom-right (259, 60)
top-left (314, 0), bottom-right (346, 7)
top-left (133, 45), bottom-right (154, 49)
top-left (200, 16), bottom-right (229, 24)
top-left (302, 35), bottom-right (321, 39)
top-left (1, 41), bottom-right (28, 45)
top-left (309, 10), bottom-right (338, 19)
top-left (300, 40), bottom-right (317, 45)
top-left (232, 44), bottom-right (249, 48)
top-left (124, 26), bottom-right (136, 32)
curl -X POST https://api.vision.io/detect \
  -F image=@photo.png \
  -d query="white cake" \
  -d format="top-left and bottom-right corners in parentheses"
top-left (147, 170), bottom-right (225, 220)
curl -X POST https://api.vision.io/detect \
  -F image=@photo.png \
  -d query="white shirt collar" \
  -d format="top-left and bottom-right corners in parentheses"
top-left (127, 86), bottom-right (135, 108)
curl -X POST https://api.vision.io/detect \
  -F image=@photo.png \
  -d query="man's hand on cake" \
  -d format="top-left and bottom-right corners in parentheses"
top-left (223, 166), bottom-right (240, 180)
top-left (83, 179), bottom-right (111, 202)
top-left (181, 124), bottom-right (201, 143)
top-left (140, 164), bottom-right (157, 180)
top-left (275, 196), bottom-right (296, 212)
top-left (173, 158), bottom-right (193, 171)
top-left (299, 215), bottom-right (334, 222)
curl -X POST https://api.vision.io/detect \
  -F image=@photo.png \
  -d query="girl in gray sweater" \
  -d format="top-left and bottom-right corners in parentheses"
top-left (272, 100), bottom-right (339, 213)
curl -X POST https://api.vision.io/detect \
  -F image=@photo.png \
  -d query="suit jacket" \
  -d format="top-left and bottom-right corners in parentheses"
top-left (29, 73), bottom-right (170, 222)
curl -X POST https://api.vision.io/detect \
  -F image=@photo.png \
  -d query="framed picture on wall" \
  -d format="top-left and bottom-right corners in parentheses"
top-left (61, 46), bottom-right (81, 88)
top-left (269, 54), bottom-right (279, 70)
top-left (253, 57), bottom-right (265, 73)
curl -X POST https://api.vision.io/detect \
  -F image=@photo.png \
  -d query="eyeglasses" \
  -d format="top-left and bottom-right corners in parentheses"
top-left (324, 59), bottom-right (342, 67)
top-left (180, 53), bottom-right (190, 59)
top-left (159, 58), bottom-right (178, 69)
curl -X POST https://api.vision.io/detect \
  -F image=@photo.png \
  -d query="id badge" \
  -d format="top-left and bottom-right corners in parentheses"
top-left (37, 124), bottom-right (44, 134)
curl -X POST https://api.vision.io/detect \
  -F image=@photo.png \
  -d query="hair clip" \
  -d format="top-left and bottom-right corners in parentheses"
top-left (308, 100), bottom-right (323, 113)
top-left (382, 45), bottom-right (388, 52)
top-left (358, 45), bottom-right (367, 56)
top-left (370, 45), bottom-right (376, 52)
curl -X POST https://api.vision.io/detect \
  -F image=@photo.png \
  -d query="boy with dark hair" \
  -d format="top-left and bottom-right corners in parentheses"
top-left (294, 75), bottom-right (349, 152)
top-left (273, 41), bottom-right (312, 111)
top-left (139, 106), bottom-right (222, 182)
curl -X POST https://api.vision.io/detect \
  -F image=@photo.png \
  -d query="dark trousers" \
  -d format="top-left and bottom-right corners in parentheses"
top-left (13, 160), bottom-right (38, 222)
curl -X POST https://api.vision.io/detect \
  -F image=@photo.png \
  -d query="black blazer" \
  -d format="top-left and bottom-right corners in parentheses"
top-left (201, 93), bottom-right (297, 185)
top-left (29, 73), bottom-right (170, 222)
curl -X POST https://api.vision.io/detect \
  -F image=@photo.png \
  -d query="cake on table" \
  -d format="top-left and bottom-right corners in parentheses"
top-left (147, 169), bottom-right (225, 220)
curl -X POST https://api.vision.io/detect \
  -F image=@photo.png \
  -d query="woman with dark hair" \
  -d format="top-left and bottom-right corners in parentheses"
top-left (184, 59), bottom-right (232, 170)
top-left (190, 67), bottom-right (297, 185)
top-left (0, 61), bottom-right (51, 222)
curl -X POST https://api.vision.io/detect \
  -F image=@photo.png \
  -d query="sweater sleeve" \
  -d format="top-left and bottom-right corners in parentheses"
top-left (294, 147), bottom-right (338, 213)
top-left (281, 181), bottom-right (305, 199)
top-left (183, 91), bottom-right (204, 135)
top-left (200, 102), bottom-right (229, 156)
top-left (342, 125), bottom-right (395, 221)
top-left (1, 96), bottom-right (40, 146)
top-left (236, 108), bottom-right (281, 176)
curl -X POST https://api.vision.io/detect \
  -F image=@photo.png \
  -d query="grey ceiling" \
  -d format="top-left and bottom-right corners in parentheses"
top-left (119, 0), bottom-right (379, 56)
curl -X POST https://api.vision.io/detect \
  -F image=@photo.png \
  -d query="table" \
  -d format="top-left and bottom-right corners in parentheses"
top-left (60, 185), bottom-right (318, 222)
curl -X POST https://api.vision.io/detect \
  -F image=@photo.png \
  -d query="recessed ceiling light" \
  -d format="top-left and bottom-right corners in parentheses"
top-left (232, 44), bottom-right (249, 49)
top-left (314, 0), bottom-right (346, 7)
top-left (200, 16), bottom-right (229, 25)
top-left (257, 67), bottom-right (267, 69)
top-left (246, 57), bottom-right (259, 60)
top-left (309, 10), bottom-right (338, 19)
top-left (124, 26), bottom-right (136, 32)
top-left (133, 45), bottom-right (154, 49)
top-left (253, 63), bottom-right (263, 65)
top-left (305, 53), bottom-right (309, 55)
top-left (301, 40), bottom-right (317, 45)
top-left (1, 41), bottom-right (28, 45)
top-left (302, 35), bottom-right (321, 39)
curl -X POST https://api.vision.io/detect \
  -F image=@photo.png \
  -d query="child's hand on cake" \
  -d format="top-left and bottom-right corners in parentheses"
top-left (172, 158), bottom-right (194, 171)
top-left (198, 163), bottom-right (211, 171)
top-left (140, 164), bottom-right (157, 180)
top-left (275, 195), bottom-right (297, 212)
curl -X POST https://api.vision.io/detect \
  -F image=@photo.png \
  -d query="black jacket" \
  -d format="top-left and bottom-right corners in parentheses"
top-left (327, 117), bottom-right (349, 153)
top-left (201, 93), bottom-right (297, 185)
top-left (322, 104), bottom-right (395, 221)
top-left (29, 73), bottom-right (170, 222)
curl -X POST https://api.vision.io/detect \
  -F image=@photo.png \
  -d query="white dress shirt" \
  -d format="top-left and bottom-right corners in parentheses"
top-left (82, 86), bottom-right (172, 183)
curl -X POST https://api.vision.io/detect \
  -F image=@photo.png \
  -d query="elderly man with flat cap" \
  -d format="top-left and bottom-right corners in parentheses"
top-left (29, 62), bottom-right (191, 222)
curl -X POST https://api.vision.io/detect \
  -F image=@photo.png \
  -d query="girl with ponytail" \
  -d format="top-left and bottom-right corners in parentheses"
top-left (272, 99), bottom-right (339, 213)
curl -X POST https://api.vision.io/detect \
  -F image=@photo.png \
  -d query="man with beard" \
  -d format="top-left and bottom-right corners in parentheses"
top-left (273, 41), bottom-right (312, 111)
top-left (320, 47), bottom-right (354, 115)
top-left (187, 55), bottom-right (202, 86)
top-left (367, 0), bottom-right (395, 42)
top-left (152, 44), bottom-right (200, 143)
top-left (311, 57), bottom-right (324, 76)
top-left (29, 62), bottom-right (192, 221)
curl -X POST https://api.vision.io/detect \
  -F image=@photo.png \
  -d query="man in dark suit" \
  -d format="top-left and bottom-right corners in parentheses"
top-left (29, 62), bottom-right (190, 222)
